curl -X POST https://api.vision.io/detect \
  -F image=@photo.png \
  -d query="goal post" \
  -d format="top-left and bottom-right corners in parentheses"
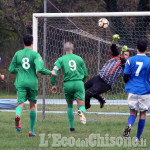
top-left (33, 12), bottom-right (150, 118)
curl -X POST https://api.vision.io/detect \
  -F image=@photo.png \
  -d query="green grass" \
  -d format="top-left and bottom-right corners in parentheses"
top-left (0, 106), bottom-right (150, 150)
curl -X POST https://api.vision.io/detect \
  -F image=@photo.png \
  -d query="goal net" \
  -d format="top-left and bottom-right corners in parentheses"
top-left (33, 12), bottom-right (150, 117)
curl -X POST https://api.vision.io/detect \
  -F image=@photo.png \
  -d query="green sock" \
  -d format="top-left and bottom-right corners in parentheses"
top-left (16, 106), bottom-right (22, 117)
top-left (67, 104), bottom-right (74, 129)
top-left (78, 105), bottom-right (86, 114)
top-left (30, 111), bottom-right (36, 132)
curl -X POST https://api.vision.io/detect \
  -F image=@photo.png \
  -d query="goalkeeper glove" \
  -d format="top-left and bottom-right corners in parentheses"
top-left (121, 45), bottom-right (128, 55)
top-left (112, 34), bottom-right (120, 42)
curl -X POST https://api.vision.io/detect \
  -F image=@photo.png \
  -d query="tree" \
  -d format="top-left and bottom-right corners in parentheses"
top-left (0, 0), bottom-right (43, 47)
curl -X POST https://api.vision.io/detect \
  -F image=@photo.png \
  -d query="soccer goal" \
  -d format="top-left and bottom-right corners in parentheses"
top-left (33, 12), bottom-right (150, 118)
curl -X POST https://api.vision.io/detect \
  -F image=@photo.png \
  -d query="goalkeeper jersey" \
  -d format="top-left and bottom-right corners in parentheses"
top-left (9, 48), bottom-right (51, 90)
top-left (99, 56), bottom-right (123, 87)
top-left (98, 44), bottom-right (125, 87)
top-left (54, 53), bottom-right (87, 82)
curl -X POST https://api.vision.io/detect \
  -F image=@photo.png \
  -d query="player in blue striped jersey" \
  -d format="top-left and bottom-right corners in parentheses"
top-left (123, 38), bottom-right (150, 141)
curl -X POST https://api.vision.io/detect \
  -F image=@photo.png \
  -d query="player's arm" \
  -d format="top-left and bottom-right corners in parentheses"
top-left (81, 59), bottom-right (88, 81)
top-left (0, 57), bottom-right (5, 80)
top-left (121, 45), bottom-right (128, 59)
top-left (51, 58), bottom-right (61, 86)
top-left (8, 53), bottom-right (18, 74)
top-left (51, 59), bottom-right (61, 94)
top-left (0, 73), bottom-right (5, 80)
top-left (123, 59), bottom-right (131, 83)
top-left (51, 66), bottom-right (59, 86)
top-left (34, 53), bottom-right (52, 75)
top-left (111, 34), bottom-right (120, 57)
top-left (124, 74), bottom-right (130, 83)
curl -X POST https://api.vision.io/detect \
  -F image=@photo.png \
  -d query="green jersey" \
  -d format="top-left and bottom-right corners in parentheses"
top-left (9, 48), bottom-right (51, 90)
top-left (51, 53), bottom-right (87, 85)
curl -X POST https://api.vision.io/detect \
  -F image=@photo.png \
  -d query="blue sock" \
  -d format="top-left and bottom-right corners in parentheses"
top-left (136, 119), bottom-right (145, 140)
top-left (128, 115), bottom-right (136, 126)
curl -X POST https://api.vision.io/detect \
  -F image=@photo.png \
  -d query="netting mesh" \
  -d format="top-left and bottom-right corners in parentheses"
top-left (37, 15), bottom-right (150, 102)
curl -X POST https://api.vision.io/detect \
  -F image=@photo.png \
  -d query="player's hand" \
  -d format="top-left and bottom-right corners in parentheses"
top-left (51, 86), bottom-right (57, 94)
top-left (121, 45), bottom-right (128, 54)
top-left (51, 70), bottom-right (56, 76)
top-left (112, 34), bottom-right (120, 42)
top-left (0, 74), bottom-right (4, 80)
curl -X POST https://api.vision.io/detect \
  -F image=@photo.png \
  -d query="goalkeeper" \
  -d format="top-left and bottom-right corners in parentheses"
top-left (51, 42), bottom-right (87, 132)
top-left (85, 34), bottom-right (131, 109)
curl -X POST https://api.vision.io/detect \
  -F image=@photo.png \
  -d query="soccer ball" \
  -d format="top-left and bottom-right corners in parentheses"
top-left (98, 18), bottom-right (109, 29)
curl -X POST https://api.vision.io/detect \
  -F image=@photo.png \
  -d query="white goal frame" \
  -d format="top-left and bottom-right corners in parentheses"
top-left (33, 11), bottom-right (150, 53)
top-left (32, 11), bottom-right (150, 119)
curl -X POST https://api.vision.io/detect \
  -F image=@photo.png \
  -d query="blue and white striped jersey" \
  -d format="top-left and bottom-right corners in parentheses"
top-left (99, 56), bottom-right (124, 87)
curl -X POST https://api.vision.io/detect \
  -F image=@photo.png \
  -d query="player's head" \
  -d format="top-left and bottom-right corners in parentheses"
top-left (64, 42), bottom-right (74, 53)
top-left (137, 38), bottom-right (148, 53)
top-left (124, 50), bottom-right (131, 60)
top-left (23, 34), bottom-right (33, 46)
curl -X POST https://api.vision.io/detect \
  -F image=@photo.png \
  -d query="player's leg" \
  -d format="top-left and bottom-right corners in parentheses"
top-left (28, 89), bottom-right (37, 136)
top-left (15, 88), bottom-right (27, 132)
top-left (93, 95), bottom-right (106, 108)
top-left (16, 103), bottom-right (24, 117)
top-left (123, 110), bottom-right (137, 138)
top-left (63, 82), bottom-right (75, 131)
top-left (84, 76), bottom-right (97, 109)
top-left (74, 81), bottom-right (86, 124)
top-left (92, 77), bottom-right (110, 108)
top-left (136, 111), bottom-right (146, 141)
top-left (136, 94), bottom-right (150, 141)
top-left (29, 100), bottom-right (36, 136)
top-left (85, 76), bottom-right (111, 109)
top-left (66, 100), bottom-right (75, 132)
top-left (76, 98), bottom-right (86, 125)
top-left (123, 93), bottom-right (138, 138)
top-left (84, 76), bottom-right (96, 91)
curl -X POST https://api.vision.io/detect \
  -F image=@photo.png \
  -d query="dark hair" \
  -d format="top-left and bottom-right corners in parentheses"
top-left (23, 34), bottom-right (33, 46)
top-left (137, 38), bottom-right (148, 52)
top-left (125, 50), bottom-right (132, 56)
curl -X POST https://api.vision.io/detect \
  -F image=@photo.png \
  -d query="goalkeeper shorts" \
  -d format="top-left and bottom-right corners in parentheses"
top-left (63, 80), bottom-right (85, 101)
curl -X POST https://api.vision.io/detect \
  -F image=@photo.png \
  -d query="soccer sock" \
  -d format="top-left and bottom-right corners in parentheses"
top-left (128, 115), bottom-right (136, 126)
top-left (16, 106), bottom-right (23, 117)
top-left (30, 111), bottom-right (36, 132)
top-left (78, 105), bottom-right (86, 114)
top-left (67, 104), bottom-right (74, 129)
top-left (136, 119), bottom-right (145, 140)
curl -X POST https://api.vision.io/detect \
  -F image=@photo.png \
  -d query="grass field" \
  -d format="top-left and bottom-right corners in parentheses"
top-left (1, 105), bottom-right (150, 150)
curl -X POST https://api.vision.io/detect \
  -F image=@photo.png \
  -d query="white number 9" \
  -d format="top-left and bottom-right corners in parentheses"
top-left (69, 60), bottom-right (76, 71)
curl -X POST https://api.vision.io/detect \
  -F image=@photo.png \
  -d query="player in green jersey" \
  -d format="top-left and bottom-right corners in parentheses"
top-left (9, 34), bottom-right (56, 136)
top-left (51, 42), bottom-right (87, 132)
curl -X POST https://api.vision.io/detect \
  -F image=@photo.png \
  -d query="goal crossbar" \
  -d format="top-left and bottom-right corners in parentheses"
top-left (33, 11), bottom-right (150, 18)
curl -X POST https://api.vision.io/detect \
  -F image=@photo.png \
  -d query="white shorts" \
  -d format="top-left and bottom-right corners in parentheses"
top-left (128, 93), bottom-right (150, 112)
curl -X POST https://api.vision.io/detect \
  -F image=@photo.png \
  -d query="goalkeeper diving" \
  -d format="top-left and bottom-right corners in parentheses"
top-left (85, 34), bottom-right (131, 109)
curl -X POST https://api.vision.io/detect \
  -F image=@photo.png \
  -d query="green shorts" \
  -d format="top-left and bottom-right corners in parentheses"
top-left (16, 87), bottom-right (37, 104)
top-left (63, 80), bottom-right (85, 101)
